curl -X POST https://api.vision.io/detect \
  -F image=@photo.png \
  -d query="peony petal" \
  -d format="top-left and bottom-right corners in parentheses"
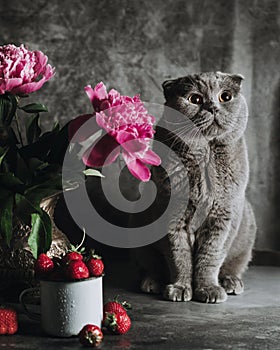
top-left (33, 50), bottom-right (48, 76)
top-left (0, 77), bottom-right (22, 93)
top-left (95, 111), bottom-right (112, 133)
top-left (43, 64), bottom-right (55, 80)
top-left (82, 133), bottom-right (120, 167)
top-left (99, 100), bottom-right (111, 111)
top-left (121, 138), bottom-right (148, 153)
top-left (122, 151), bottom-right (151, 182)
top-left (115, 130), bottom-right (134, 144)
top-left (11, 65), bottom-right (54, 95)
top-left (85, 82), bottom-right (108, 111)
top-left (11, 79), bottom-right (46, 95)
top-left (84, 85), bottom-right (95, 101)
top-left (68, 114), bottom-right (98, 142)
top-left (139, 149), bottom-right (161, 166)
top-left (132, 94), bottom-right (141, 103)
top-left (108, 88), bottom-right (121, 106)
top-left (0, 45), bottom-right (54, 95)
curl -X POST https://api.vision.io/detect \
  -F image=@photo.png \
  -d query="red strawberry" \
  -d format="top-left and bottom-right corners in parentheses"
top-left (86, 257), bottom-right (104, 277)
top-left (62, 251), bottom-right (83, 264)
top-left (0, 308), bottom-right (18, 335)
top-left (79, 324), bottom-right (103, 347)
top-left (103, 311), bottom-right (131, 335)
top-left (66, 260), bottom-right (89, 280)
top-left (103, 299), bottom-right (131, 315)
top-left (34, 253), bottom-right (54, 278)
top-left (85, 250), bottom-right (104, 277)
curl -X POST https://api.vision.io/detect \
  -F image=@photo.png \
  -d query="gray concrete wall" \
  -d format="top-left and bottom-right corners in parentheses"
top-left (1, 0), bottom-right (279, 251)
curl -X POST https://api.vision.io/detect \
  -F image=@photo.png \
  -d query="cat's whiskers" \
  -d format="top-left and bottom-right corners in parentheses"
top-left (172, 124), bottom-right (199, 144)
top-left (164, 119), bottom-right (190, 126)
top-left (163, 122), bottom-right (195, 143)
top-left (177, 126), bottom-right (202, 156)
top-left (163, 123), bottom-right (199, 154)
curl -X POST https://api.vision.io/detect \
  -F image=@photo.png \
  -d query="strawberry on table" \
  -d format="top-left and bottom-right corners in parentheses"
top-left (103, 299), bottom-right (131, 315)
top-left (0, 308), bottom-right (18, 335)
top-left (34, 253), bottom-right (54, 278)
top-left (79, 324), bottom-right (103, 347)
top-left (103, 311), bottom-right (131, 335)
top-left (66, 260), bottom-right (89, 280)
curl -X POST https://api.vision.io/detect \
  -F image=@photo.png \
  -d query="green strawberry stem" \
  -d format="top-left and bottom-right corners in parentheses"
top-left (103, 312), bottom-right (117, 331)
top-left (68, 228), bottom-right (86, 254)
top-left (112, 295), bottom-right (132, 310)
top-left (86, 331), bottom-right (95, 344)
top-left (121, 301), bottom-right (132, 310)
top-left (84, 248), bottom-right (102, 262)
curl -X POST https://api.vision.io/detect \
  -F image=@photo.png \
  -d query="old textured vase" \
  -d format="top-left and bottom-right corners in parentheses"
top-left (0, 195), bottom-right (70, 293)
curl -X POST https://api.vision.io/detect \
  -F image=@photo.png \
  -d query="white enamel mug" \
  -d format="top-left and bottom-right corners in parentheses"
top-left (20, 277), bottom-right (103, 337)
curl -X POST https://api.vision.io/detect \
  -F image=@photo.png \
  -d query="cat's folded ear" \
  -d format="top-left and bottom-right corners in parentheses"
top-left (162, 79), bottom-right (179, 100)
top-left (230, 74), bottom-right (244, 86)
top-left (217, 71), bottom-right (244, 87)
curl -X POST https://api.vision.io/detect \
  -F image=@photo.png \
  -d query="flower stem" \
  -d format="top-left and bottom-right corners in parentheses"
top-left (15, 112), bottom-right (24, 147)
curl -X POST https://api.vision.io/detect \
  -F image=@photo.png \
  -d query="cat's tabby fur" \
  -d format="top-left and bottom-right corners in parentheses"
top-left (140, 72), bottom-right (256, 303)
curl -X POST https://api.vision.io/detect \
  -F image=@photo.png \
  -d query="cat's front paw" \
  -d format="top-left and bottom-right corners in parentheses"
top-left (194, 285), bottom-right (227, 303)
top-left (220, 275), bottom-right (244, 295)
top-left (163, 283), bottom-right (192, 302)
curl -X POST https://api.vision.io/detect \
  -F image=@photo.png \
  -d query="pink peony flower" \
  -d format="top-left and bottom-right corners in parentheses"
top-left (84, 82), bottom-right (142, 112)
top-left (69, 82), bottom-right (161, 182)
top-left (0, 44), bottom-right (55, 95)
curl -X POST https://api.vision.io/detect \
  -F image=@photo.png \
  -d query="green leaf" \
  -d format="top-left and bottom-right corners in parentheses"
top-left (15, 152), bottom-right (32, 183)
top-left (20, 130), bottom-right (57, 162)
top-left (83, 169), bottom-right (105, 178)
top-left (0, 188), bottom-right (12, 202)
top-left (0, 95), bottom-right (10, 125)
top-left (0, 172), bottom-right (24, 192)
top-left (52, 121), bottom-right (60, 133)
top-left (28, 158), bottom-right (48, 173)
top-left (47, 124), bottom-right (69, 165)
top-left (4, 95), bottom-right (18, 126)
top-left (28, 210), bottom-right (52, 259)
top-left (24, 174), bottom-right (62, 207)
top-left (20, 103), bottom-right (48, 113)
top-left (0, 194), bottom-right (13, 246)
top-left (14, 193), bottom-right (37, 225)
top-left (0, 95), bottom-right (12, 124)
top-left (0, 94), bottom-right (18, 126)
top-left (0, 147), bottom-right (8, 166)
top-left (26, 113), bottom-right (42, 144)
top-left (8, 127), bottom-right (19, 145)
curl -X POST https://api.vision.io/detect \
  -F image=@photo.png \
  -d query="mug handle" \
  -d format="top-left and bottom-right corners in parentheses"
top-left (19, 287), bottom-right (41, 322)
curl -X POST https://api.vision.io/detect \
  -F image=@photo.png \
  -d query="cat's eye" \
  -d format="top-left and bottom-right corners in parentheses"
top-left (188, 94), bottom-right (203, 105)
top-left (219, 91), bottom-right (232, 103)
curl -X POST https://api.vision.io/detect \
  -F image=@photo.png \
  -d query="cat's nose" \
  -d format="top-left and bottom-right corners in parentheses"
top-left (203, 102), bottom-right (218, 114)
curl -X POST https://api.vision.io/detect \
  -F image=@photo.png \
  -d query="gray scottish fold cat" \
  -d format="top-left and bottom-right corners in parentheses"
top-left (140, 72), bottom-right (256, 303)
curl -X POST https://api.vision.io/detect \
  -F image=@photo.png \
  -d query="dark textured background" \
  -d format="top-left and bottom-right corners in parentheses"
top-left (1, 0), bottom-right (279, 252)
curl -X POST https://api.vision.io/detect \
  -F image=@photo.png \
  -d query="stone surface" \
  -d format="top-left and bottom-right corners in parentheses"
top-left (0, 266), bottom-right (279, 349)
top-left (0, 0), bottom-right (279, 251)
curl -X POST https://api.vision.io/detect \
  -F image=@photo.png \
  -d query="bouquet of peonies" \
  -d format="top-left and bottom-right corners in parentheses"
top-left (0, 44), bottom-right (67, 260)
top-left (0, 43), bottom-right (161, 261)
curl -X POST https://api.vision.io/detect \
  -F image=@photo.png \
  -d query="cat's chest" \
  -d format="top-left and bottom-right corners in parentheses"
top-left (206, 144), bottom-right (245, 193)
